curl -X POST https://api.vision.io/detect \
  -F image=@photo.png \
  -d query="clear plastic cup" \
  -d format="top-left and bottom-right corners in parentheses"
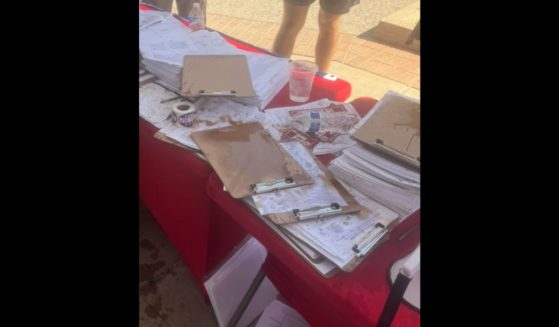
top-left (288, 60), bottom-right (318, 102)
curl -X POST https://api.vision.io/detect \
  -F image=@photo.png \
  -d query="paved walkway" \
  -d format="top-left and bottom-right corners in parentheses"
top-left (207, 14), bottom-right (420, 90)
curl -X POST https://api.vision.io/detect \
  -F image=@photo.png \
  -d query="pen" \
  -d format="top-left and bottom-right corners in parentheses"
top-left (160, 96), bottom-right (183, 103)
top-left (398, 224), bottom-right (419, 241)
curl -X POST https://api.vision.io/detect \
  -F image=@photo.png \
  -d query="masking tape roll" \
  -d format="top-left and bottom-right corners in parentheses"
top-left (172, 101), bottom-right (196, 127)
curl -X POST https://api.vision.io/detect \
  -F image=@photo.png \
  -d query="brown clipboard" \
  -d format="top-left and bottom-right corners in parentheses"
top-left (351, 92), bottom-right (420, 168)
top-left (181, 55), bottom-right (257, 98)
top-left (282, 211), bottom-right (398, 273)
top-left (240, 198), bottom-right (338, 276)
top-left (264, 146), bottom-right (363, 225)
top-left (191, 122), bottom-right (313, 199)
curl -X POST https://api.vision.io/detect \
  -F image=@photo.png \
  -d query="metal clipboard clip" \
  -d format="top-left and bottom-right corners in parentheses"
top-left (352, 223), bottom-right (388, 258)
top-left (375, 138), bottom-right (420, 164)
top-left (198, 89), bottom-right (238, 96)
top-left (292, 203), bottom-right (342, 220)
top-left (250, 177), bottom-right (294, 194)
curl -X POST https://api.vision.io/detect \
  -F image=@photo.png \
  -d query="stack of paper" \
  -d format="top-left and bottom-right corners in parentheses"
top-left (139, 9), bottom-right (171, 31)
top-left (139, 11), bottom-right (288, 108)
top-left (140, 16), bottom-right (240, 93)
top-left (139, 15), bottom-right (191, 91)
top-left (326, 91), bottom-right (421, 217)
top-left (244, 52), bottom-right (289, 108)
top-left (329, 144), bottom-right (420, 217)
top-left (341, 144), bottom-right (420, 190)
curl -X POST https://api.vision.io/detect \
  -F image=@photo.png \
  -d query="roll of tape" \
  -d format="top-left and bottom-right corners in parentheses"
top-left (171, 101), bottom-right (196, 127)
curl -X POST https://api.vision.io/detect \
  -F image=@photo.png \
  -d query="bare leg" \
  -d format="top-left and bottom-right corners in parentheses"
top-left (272, 2), bottom-right (310, 58)
top-left (142, 0), bottom-right (173, 11)
top-left (315, 8), bottom-right (341, 72)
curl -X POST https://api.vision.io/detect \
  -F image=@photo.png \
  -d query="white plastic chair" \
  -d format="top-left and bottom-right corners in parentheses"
top-left (377, 245), bottom-right (420, 327)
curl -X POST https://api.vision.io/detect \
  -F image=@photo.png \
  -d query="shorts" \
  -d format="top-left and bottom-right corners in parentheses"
top-left (284, 0), bottom-right (360, 15)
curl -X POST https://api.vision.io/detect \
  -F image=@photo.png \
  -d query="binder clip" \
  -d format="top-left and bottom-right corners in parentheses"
top-left (292, 203), bottom-right (342, 220)
top-left (250, 177), bottom-right (294, 194)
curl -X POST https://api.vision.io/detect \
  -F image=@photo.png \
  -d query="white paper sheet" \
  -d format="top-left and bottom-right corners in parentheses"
top-left (139, 82), bottom-right (180, 128)
top-left (347, 144), bottom-right (420, 184)
top-left (139, 13), bottom-right (288, 108)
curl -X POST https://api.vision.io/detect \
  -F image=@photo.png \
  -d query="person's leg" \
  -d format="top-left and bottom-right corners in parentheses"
top-left (315, 0), bottom-right (359, 72)
top-left (272, 1), bottom-right (313, 58)
top-left (176, 0), bottom-right (206, 18)
top-left (315, 8), bottom-right (341, 72)
top-left (142, 0), bottom-right (173, 11)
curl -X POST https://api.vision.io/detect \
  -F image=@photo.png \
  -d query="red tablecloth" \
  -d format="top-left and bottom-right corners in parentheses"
top-left (205, 98), bottom-right (421, 327)
top-left (139, 4), bottom-right (352, 294)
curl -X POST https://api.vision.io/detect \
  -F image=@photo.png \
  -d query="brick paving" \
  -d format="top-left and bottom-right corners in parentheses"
top-left (207, 14), bottom-right (420, 90)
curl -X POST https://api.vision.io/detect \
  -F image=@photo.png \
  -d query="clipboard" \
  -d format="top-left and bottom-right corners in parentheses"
top-left (241, 198), bottom-right (339, 277)
top-left (278, 180), bottom-right (402, 272)
top-left (344, 219), bottom-right (395, 272)
top-left (283, 231), bottom-right (324, 263)
top-left (283, 213), bottom-right (398, 272)
top-left (181, 55), bottom-right (257, 98)
top-left (191, 122), bottom-right (314, 199)
top-left (350, 91), bottom-right (420, 168)
top-left (263, 145), bottom-right (363, 225)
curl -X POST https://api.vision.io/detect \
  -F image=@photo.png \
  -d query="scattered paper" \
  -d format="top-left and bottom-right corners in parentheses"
top-left (139, 82), bottom-right (180, 128)
top-left (265, 99), bottom-right (360, 155)
top-left (255, 300), bottom-right (310, 327)
top-left (158, 97), bottom-right (268, 149)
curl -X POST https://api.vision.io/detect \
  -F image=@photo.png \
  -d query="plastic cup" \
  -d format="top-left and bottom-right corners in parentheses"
top-left (288, 60), bottom-right (318, 102)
